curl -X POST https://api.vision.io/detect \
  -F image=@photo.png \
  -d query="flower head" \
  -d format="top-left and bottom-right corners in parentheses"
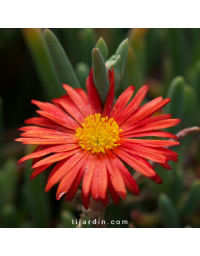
top-left (16, 68), bottom-right (180, 209)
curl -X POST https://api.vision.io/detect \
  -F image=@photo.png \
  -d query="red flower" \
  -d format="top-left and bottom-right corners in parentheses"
top-left (16, 69), bottom-right (180, 209)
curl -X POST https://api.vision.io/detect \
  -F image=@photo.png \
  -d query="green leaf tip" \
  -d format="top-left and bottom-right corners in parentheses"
top-left (105, 38), bottom-right (129, 91)
top-left (106, 55), bottom-right (121, 92)
top-left (165, 75), bottom-right (185, 134)
top-left (44, 28), bottom-right (81, 89)
top-left (115, 38), bottom-right (129, 75)
top-left (96, 37), bottom-right (108, 62)
top-left (92, 48), bottom-right (109, 103)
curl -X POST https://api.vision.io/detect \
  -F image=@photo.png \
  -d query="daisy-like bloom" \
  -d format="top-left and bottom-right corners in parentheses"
top-left (16, 69), bottom-right (180, 209)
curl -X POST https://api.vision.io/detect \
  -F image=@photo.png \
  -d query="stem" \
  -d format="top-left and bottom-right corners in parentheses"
top-left (81, 198), bottom-right (108, 228)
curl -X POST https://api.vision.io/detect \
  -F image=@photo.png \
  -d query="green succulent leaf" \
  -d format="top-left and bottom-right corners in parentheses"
top-left (106, 55), bottom-right (121, 92)
top-left (22, 28), bottom-right (62, 100)
top-left (165, 76), bottom-right (185, 134)
top-left (120, 46), bottom-right (143, 94)
top-left (44, 28), bottom-right (81, 89)
top-left (96, 37), bottom-right (108, 62)
top-left (92, 48), bottom-right (109, 103)
top-left (115, 38), bottom-right (129, 76)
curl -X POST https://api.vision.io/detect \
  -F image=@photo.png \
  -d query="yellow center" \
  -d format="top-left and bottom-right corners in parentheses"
top-left (75, 113), bottom-right (122, 154)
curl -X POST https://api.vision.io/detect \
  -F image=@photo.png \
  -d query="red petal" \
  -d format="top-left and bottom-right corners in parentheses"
top-left (81, 155), bottom-right (95, 209)
top-left (32, 100), bottom-right (80, 130)
top-left (18, 144), bottom-right (79, 163)
top-left (90, 159), bottom-right (99, 202)
top-left (24, 118), bottom-right (73, 133)
top-left (75, 88), bottom-right (89, 105)
top-left (56, 154), bottom-right (88, 200)
top-left (121, 138), bottom-right (180, 147)
top-left (122, 130), bottom-right (178, 140)
top-left (121, 119), bottom-right (181, 135)
top-left (65, 160), bottom-right (87, 202)
top-left (133, 155), bottom-right (163, 184)
top-left (36, 110), bottom-right (79, 130)
top-left (103, 68), bottom-right (115, 117)
top-left (97, 154), bottom-right (107, 200)
top-left (117, 85), bottom-right (149, 124)
top-left (45, 150), bottom-right (87, 192)
top-left (107, 150), bottom-right (139, 195)
top-left (86, 68), bottom-right (103, 115)
top-left (104, 152), bottom-right (126, 199)
top-left (120, 144), bottom-right (167, 164)
top-left (52, 96), bottom-right (85, 125)
top-left (100, 190), bottom-right (110, 207)
top-left (110, 86), bottom-right (135, 120)
top-left (15, 135), bottom-right (78, 145)
top-left (30, 145), bottom-right (44, 166)
top-left (125, 114), bottom-right (173, 131)
top-left (63, 84), bottom-right (90, 117)
top-left (30, 164), bottom-right (52, 180)
top-left (159, 162), bottom-right (172, 170)
top-left (107, 171), bottom-right (120, 205)
top-left (123, 144), bottom-right (178, 159)
top-left (32, 148), bottom-right (81, 169)
top-left (122, 97), bottom-right (170, 127)
top-left (113, 148), bottom-right (157, 179)
top-left (20, 128), bottom-right (76, 139)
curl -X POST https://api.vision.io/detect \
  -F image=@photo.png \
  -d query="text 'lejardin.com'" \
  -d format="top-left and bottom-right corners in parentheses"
top-left (72, 219), bottom-right (128, 226)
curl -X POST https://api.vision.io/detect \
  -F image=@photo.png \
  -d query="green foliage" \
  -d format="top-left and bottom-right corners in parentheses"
top-left (92, 48), bottom-right (109, 103)
top-left (22, 145), bottom-right (51, 228)
top-left (0, 158), bottom-right (18, 207)
top-left (119, 47), bottom-right (143, 94)
top-left (44, 29), bottom-right (81, 89)
top-left (165, 76), bottom-right (185, 134)
top-left (22, 28), bottom-right (63, 100)
top-left (106, 38), bottom-right (129, 91)
top-left (96, 37), bottom-right (108, 62)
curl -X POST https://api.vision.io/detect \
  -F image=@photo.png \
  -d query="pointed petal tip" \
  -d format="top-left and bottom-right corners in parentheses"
top-left (56, 191), bottom-right (65, 200)
top-left (30, 175), bottom-right (34, 181)
top-left (31, 99), bottom-right (39, 105)
top-left (17, 159), bottom-right (23, 164)
top-left (15, 138), bottom-right (22, 142)
top-left (119, 191), bottom-right (127, 200)
top-left (62, 84), bottom-right (70, 91)
top-left (135, 191), bottom-right (140, 196)
top-left (45, 184), bottom-right (51, 193)
top-left (129, 85), bottom-right (135, 91)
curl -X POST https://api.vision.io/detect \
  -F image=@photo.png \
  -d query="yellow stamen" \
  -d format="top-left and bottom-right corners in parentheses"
top-left (75, 113), bottom-right (122, 154)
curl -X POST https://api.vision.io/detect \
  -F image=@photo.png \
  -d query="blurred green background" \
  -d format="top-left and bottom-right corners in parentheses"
top-left (0, 28), bottom-right (200, 228)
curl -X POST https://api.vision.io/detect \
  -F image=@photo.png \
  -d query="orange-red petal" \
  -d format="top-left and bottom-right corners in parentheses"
top-left (86, 68), bottom-right (103, 115)
top-left (103, 68), bottom-right (115, 117)
top-left (110, 86), bottom-right (135, 120)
